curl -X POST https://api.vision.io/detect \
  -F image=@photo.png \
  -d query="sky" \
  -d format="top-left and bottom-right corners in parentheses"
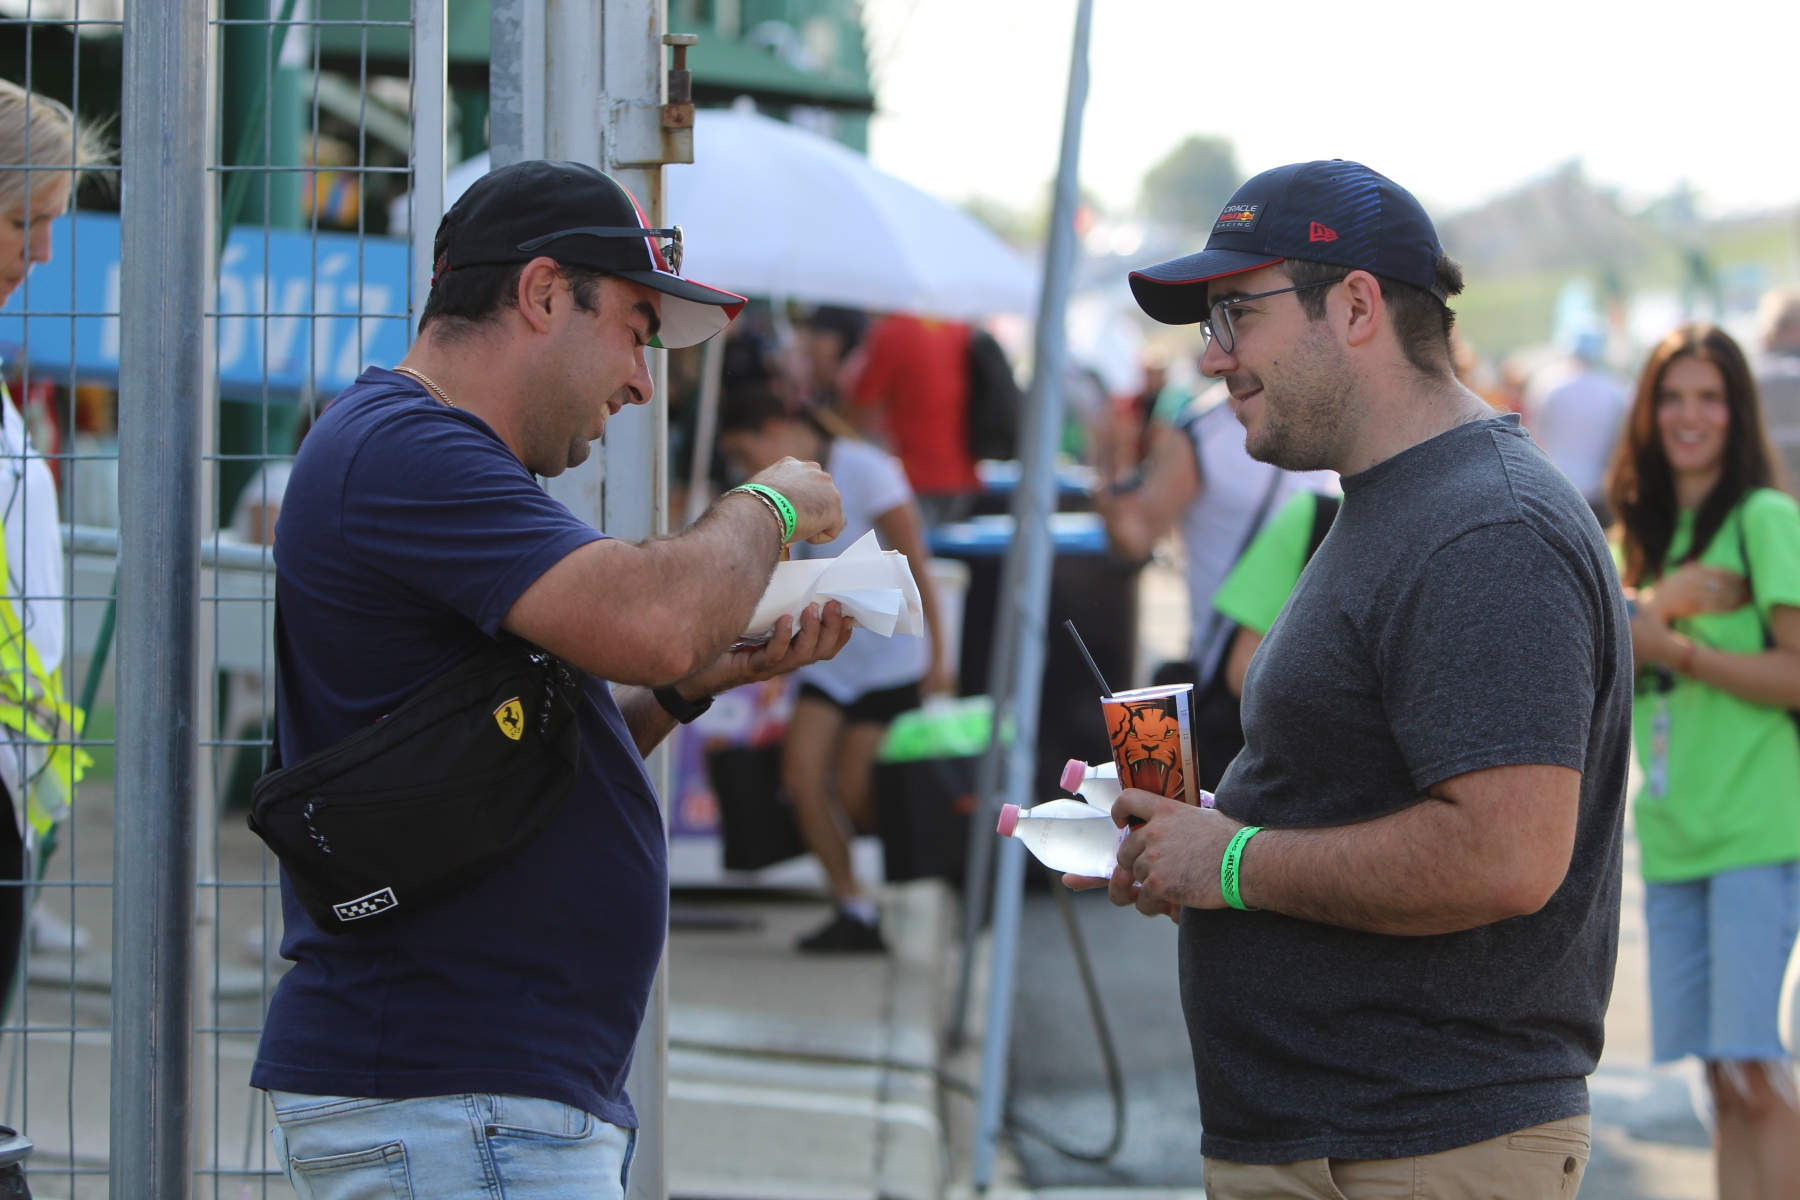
top-left (861, 0), bottom-right (1800, 220)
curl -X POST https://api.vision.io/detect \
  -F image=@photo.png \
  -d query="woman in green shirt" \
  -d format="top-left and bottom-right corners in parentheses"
top-left (1610, 324), bottom-right (1800, 1199)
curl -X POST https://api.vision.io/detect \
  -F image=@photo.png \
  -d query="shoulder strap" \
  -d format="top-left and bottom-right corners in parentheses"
top-left (1734, 504), bottom-right (1772, 648)
top-left (1194, 469), bottom-right (1288, 684)
top-left (1304, 493), bottom-right (1340, 564)
top-left (1731, 501), bottom-right (1800, 741)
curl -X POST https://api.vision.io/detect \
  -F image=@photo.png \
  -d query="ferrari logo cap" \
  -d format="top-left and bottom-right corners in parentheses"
top-left (1129, 160), bottom-right (1446, 326)
top-left (432, 160), bottom-right (746, 348)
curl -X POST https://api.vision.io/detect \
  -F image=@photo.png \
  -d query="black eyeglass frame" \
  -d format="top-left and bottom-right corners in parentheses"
top-left (1202, 276), bottom-right (1346, 353)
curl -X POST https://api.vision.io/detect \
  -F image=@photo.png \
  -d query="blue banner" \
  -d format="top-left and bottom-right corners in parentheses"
top-left (0, 213), bottom-right (411, 399)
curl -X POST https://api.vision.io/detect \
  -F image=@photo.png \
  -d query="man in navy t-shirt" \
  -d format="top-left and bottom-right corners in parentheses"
top-left (253, 161), bottom-right (852, 1198)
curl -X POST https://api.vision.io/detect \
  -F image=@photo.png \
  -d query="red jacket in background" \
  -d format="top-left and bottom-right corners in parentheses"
top-left (850, 315), bottom-right (978, 496)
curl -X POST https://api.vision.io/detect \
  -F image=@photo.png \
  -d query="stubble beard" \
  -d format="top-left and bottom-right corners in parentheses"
top-left (1238, 325), bottom-right (1354, 472)
top-left (515, 386), bottom-right (598, 477)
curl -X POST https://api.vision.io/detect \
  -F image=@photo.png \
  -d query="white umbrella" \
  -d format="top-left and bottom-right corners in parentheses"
top-left (668, 107), bottom-right (1035, 318)
top-left (396, 109), bottom-right (1036, 319)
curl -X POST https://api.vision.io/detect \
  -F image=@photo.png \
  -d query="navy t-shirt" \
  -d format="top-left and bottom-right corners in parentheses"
top-left (249, 368), bottom-right (668, 1127)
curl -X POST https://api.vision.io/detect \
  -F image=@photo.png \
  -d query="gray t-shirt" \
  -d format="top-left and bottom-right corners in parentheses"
top-left (1183, 413), bottom-right (1631, 1163)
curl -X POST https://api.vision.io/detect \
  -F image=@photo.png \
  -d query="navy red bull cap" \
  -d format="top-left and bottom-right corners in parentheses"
top-left (432, 160), bottom-right (746, 348)
top-left (1129, 159), bottom-right (1446, 326)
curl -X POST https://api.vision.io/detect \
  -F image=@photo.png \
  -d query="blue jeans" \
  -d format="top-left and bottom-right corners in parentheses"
top-left (269, 1091), bottom-right (636, 1200)
top-left (1644, 860), bottom-right (1800, 1062)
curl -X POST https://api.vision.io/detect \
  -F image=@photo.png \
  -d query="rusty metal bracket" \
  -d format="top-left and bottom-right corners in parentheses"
top-left (663, 33), bottom-right (696, 130)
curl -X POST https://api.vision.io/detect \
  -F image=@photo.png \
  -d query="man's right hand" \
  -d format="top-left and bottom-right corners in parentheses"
top-left (748, 457), bottom-right (845, 545)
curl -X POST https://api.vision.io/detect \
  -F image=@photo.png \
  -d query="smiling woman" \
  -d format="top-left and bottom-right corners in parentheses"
top-left (1607, 324), bottom-right (1800, 1195)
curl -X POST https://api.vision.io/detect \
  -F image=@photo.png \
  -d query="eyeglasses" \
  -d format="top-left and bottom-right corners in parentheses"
top-left (1201, 277), bottom-right (1346, 353)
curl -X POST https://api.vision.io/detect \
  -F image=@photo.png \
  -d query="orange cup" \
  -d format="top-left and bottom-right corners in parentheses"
top-left (1101, 684), bottom-right (1200, 806)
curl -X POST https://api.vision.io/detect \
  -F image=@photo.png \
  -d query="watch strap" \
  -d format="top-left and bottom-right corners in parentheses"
top-left (653, 684), bottom-right (714, 725)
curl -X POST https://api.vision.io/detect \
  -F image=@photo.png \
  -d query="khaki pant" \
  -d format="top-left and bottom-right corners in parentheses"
top-left (1203, 1115), bottom-right (1591, 1200)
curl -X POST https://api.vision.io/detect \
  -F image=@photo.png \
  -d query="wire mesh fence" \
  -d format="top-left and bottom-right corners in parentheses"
top-left (201, 4), bottom-right (424, 1194)
top-left (0, 1), bottom-right (443, 1194)
top-left (0, 3), bottom-right (126, 1197)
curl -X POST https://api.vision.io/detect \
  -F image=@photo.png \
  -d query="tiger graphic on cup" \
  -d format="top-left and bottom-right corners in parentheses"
top-left (1101, 684), bottom-right (1199, 806)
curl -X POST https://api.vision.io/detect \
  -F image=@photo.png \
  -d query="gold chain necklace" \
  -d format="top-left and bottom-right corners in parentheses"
top-left (393, 365), bottom-right (455, 408)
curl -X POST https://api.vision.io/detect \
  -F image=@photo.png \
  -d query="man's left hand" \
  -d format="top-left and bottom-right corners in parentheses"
top-left (1063, 788), bottom-right (1244, 920)
top-left (677, 600), bottom-right (853, 699)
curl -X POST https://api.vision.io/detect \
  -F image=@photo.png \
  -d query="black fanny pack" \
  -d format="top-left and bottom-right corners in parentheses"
top-left (248, 633), bottom-right (586, 934)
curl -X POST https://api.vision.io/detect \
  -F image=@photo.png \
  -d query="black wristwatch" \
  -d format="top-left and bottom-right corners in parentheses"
top-left (653, 684), bottom-right (714, 724)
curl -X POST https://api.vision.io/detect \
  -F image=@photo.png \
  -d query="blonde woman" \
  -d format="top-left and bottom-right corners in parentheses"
top-left (0, 79), bottom-right (103, 986)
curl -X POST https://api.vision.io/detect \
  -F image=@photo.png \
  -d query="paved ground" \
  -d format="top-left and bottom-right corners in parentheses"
top-left (663, 882), bottom-right (952, 1200)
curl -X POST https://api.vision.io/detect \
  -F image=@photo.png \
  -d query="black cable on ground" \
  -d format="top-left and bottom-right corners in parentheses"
top-left (998, 868), bottom-right (1127, 1163)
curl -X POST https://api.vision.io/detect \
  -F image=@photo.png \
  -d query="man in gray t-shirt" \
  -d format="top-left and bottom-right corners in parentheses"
top-left (1093, 161), bottom-right (1631, 1199)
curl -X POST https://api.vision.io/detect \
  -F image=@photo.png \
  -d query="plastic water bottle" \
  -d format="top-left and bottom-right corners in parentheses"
top-left (1061, 759), bottom-right (1120, 812)
top-left (997, 800), bottom-right (1125, 878)
top-left (1061, 757), bottom-right (1217, 811)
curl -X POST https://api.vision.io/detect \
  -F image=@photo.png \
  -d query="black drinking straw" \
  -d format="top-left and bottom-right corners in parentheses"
top-left (1063, 620), bottom-right (1114, 698)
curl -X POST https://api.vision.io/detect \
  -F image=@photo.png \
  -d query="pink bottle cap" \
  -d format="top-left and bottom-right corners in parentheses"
top-left (997, 803), bottom-right (1020, 837)
top-left (1060, 759), bottom-right (1088, 793)
top-left (1200, 790), bottom-right (1216, 809)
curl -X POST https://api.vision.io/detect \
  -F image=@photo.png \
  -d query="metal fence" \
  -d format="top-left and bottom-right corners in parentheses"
top-left (0, 1), bottom-right (695, 1192)
top-left (196, 3), bottom-right (434, 1195)
top-left (0, 1), bottom-right (442, 1195)
top-left (0, 3), bottom-right (127, 1197)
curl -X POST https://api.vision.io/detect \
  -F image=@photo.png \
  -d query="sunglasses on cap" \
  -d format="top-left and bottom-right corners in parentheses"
top-left (516, 223), bottom-right (686, 274)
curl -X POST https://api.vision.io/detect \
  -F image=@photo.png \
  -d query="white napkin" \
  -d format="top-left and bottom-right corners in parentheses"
top-left (743, 530), bottom-right (925, 640)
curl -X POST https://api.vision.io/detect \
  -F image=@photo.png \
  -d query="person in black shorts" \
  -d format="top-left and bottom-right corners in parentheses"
top-left (719, 387), bottom-right (952, 951)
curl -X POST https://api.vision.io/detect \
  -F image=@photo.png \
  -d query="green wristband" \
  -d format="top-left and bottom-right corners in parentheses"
top-left (733, 483), bottom-right (797, 545)
top-left (1221, 825), bottom-right (1262, 911)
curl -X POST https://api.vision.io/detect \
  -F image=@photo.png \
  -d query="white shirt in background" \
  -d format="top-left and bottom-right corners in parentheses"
top-left (231, 460), bottom-right (294, 545)
top-left (0, 384), bottom-right (68, 819)
top-left (1526, 363), bottom-right (1629, 503)
top-left (1175, 383), bottom-right (1334, 683)
top-left (0, 388), bottom-right (64, 675)
top-left (792, 437), bottom-right (928, 705)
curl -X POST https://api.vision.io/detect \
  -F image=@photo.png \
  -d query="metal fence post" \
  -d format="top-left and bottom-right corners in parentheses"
top-left (487, 0), bottom-right (530, 169)
top-left (971, 0), bottom-right (1094, 1187)
top-left (492, 3), bottom-right (674, 1192)
top-left (113, 0), bottom-right (208, 1193)
top-left (411, 0), bottom-right (449, 337)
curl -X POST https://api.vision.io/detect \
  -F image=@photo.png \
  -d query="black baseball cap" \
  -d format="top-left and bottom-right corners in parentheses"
top-left (1129, 160), bottom-right (1446, 326)
top-left (432, 159), bottom-right (746, 348)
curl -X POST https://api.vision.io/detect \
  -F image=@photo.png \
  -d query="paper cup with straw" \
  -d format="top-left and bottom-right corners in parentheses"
top-left (1062, 621), bottom-right (1200, 806)
top-left (1101, 683), bottom-right (1201, 806)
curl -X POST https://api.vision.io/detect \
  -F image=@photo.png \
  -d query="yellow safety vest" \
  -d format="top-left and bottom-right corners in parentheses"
top-left (0, 464), bottom-right (90, 838)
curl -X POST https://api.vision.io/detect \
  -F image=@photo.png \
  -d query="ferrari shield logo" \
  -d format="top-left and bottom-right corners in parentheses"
top-left (494, 697), bottom-right (525, 741)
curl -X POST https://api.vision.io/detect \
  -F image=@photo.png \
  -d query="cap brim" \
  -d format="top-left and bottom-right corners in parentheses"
top-left (614, 269), bottom-right (747, 349)
top-left (1128, 251), bottom-right (1285, 325)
